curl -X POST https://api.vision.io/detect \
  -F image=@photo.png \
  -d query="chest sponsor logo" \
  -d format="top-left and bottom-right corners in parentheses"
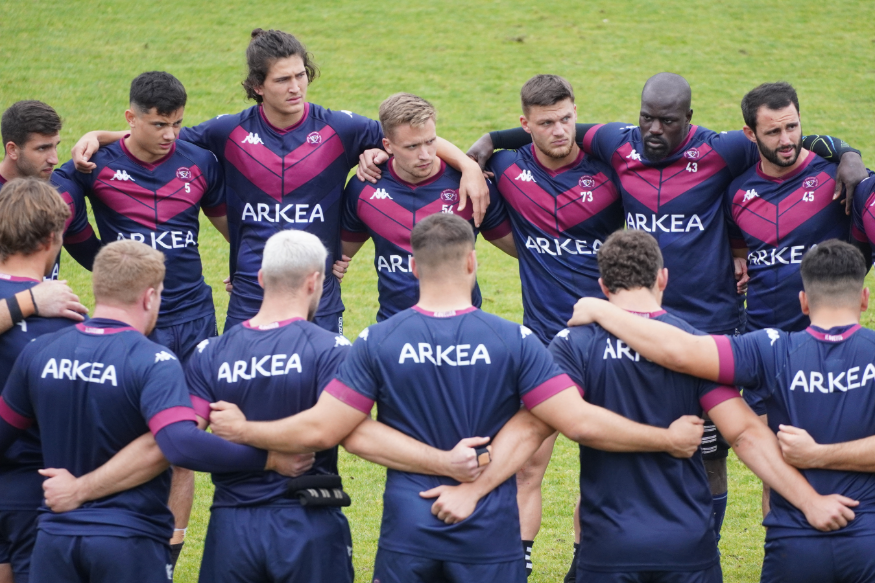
top-left (747, 245), bottom-right (809, 266)
top-left (370, 188), bottom-right (393, 200)
top-left (399, 342), bottom-right (491, 366)
top-left (217, 354), bottom-right (303, 382)
top-left (377, 254), bottom-right (412, 272)
top-left (307, 131), bottom-right (323, 145)
top-left (117, 230), bottom-right (198, 250)
top-left (41, 358), bottom-right (118, 386)
top-left (515, 169), bottom-right (536, 182)
top-left (241, 132), bottom-right (264, 145)
top-left (627, 212), bottom-right (704, 233)
top-left (440, 189), bottom-right (459, 203)
top-left (525, 236), bottom-right (603, 256)
top-left (240, 203), bottom-right (325, 224)
top-left (790, 363), bottom-right (875, 393)
top-left (603, 338), bottom-right (644, 362)
top-left (176, 167), bottom-right (192, 180)
top-left (110, 169), bottom-right (135, 182)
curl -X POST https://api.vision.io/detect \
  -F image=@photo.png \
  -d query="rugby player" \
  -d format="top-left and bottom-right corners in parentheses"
top-left (70, 28), bottom-right (490, 335)
top-left (851, 172), bottom-right (875, 260)
top-left (568, 239), bottom-right (872, 582)
top-left (341, 93), bottom-right (515, 321)
top-left (208, 213), bottom-right (706, 583)
top-left (0, 240), bottom-right (311, 583)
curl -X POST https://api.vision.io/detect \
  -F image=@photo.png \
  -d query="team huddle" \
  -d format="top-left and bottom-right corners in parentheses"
top-left (1, 25), bottom-right (874, 583)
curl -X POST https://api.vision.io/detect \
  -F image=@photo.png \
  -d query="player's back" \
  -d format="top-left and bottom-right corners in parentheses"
top-left (186, 318), bottom-right (349, 508)
top-left (549, 311), bottom-right (726, 572)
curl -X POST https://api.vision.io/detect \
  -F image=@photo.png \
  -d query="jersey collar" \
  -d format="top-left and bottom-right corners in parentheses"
top-left (76, 318), bottom-right (138, 335)
top-left (242, 317), bottom-right (304, 331)
top-left (0, 273), bottom-right (40, 283)
top-left (388, 158), bottom-right (447, 189)
top-left (412, 305), bottom-right (477, 318)
top-left (530, 145), bottom-right (585, 177)
top-left (258, 103), bottom-right (310, 135)
top-left (120, 135), bottom-right (176, 171)
top-left (755, 149), bottom-right (815, 183)
top-left (626, 309), bottom-right (667, 319)
top-left (806, 323), bottom-right (861, 342)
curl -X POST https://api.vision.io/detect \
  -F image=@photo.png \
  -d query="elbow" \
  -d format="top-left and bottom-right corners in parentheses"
top-left (303, 429), bottom-right (336, 453)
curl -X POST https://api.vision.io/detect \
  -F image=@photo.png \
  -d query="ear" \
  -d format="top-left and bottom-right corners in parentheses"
top-left (124, 109), bottom-right (136, 128)
top-left (253, 83), bottom-right (264, 97)
top-left (307, 270), bottom-right (322, 294)
top-left (5, 141), bottom-right (19, 161)
top-left (573, 103), bottom-right (578, 121)
top-left (382, 137), bottom-right (393, 156)
top-left (861, 287), bottom-right (870, 313)
top-left (143, 286), bottom-right (158, 312)
top-left (742, 125), bottom-right (757, 144)
top-left (257, 269), bottom-right (265, 290)
top-left (799, 290), bottom-right (810, 315)
top-left (656, 267), bottom-right (669, 292)
top-left (466, 249), bottom-right (477, 274)
top-left (520, 115), bottom-right (531, 134)
top-left (686, 108), bottom-right (693, 124)
top-left (597, 277), bottom-right (611, 298)
top-left (410, 257), bottom-right (420, 280)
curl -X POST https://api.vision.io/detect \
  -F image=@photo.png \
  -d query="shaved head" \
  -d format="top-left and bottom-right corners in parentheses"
top-left (638, 73), bottom-right (693, 161)
top-left (641, 73), bottom-right (692, 112)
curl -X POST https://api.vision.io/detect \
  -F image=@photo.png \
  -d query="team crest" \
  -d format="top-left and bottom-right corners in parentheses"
top-left (684, 148), bottom-right (700, 160)
top-left (440, 189), bottom-right (459, 203)
top-left (307, 132), bottom-right (322, 145)
top-left (578, 176), bottom-right (595, 189)
top-left (803, 177), bottom-right (819, 189)
top-left (176, 167), bottom-right (192, 180)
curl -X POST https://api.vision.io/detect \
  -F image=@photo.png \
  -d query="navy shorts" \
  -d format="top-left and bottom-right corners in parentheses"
top-left (29, 532), bottom-right (171, 583)
top-left (576, 563), bottom-right (721, 583)
top-left (0, 509), bottom-right (38, 581)
top-left (373, 547), bottom-right (526, 583)
top-left (199, 505), bottom-right (353, 583)
top-left (224, 311), bottom-right (343, 335)
top-left (761, 534), bottom-right (875, 583)
top-left (149, 312), bottom-right (217, 364)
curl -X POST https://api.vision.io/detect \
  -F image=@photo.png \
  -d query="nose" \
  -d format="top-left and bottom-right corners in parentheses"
top-left (418, 145), bottom-right (430, 159)
top-left (47, 148), bottom-right (59, 165)
top-left (649, 120), bottom-right (664, 135)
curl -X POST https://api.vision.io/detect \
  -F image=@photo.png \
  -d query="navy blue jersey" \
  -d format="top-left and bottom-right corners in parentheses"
top-left (715, 325), bottom-right (875, 540)
top-left (0, 276), bottom-right (76, 510)
top-left (582, 124), bottom-right (759, 334)
top-left (487, 146), bottom-right (623, 342)
top-left (851, 173), bottom-right (875, 262)
top-left (180, 104), bottom-right (384, 323)
top-left (325, 307), bottom-right (573, 563)
top-left (726, 154), bottom-right (850, 332)
top-left (51, 139), bottom-right (226, 326)
top-left (549, 311), bottom-right (738, 572)
top-left (0, 318), bottom-right (197, 543)
top-left (341, 160), bottom-right (511, 321)
top-left (185, 317), bottom-right (350, 508)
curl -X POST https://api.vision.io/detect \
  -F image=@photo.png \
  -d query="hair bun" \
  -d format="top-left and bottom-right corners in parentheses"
top-left (250, 28), bottom-right (265, 39)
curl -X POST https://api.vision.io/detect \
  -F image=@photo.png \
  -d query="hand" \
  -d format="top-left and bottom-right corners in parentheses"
top-left (665, 415), bottom-right (705, 458)
top-left (332, 255), bottom-right (351, 283)
top-left (465, 134), bottom-right (495, 172)
top-left (458, 162), bottom-right (489, 227)
top-left (419, 483), bottom-right (480, 524)
top-left (266, 451), bottom-right (316, 477)
top-left (442, 436), bottom-right (491, 483)
top-left (223, 276), bottom-right (233, 293)
top-left (567, 297), bottom-right (607, 327)
top-left (71, 132), bottom-right (102, 173)
top-left (800, 493), bottom-right (858, 532)
top-left (834, 152), bottom-right (867, 214)
top-left (356, 149), bottom-right (389, 183)
top-left (777, 425), bottom-right (823, 469)
top-left (31, 280), bottom-right (88, 321)
top-left (209, 401), bottom-right (248, 443)
top-left (39, 468), bottom-right (85, 513)
top-left (733, 257), bottom-right (749, 294)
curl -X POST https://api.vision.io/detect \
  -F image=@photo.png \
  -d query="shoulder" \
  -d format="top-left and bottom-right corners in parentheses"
top-left (299, 321), bottom-right (351, 350)
top-left (315, 104), bottom-right (377, 130)
top-left (657, 312), bottom-right (707, 336)
top-left (175, 140), bottom-right (219, 165)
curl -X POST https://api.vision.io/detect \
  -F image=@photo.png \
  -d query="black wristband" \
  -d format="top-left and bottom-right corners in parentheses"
top-left (29, 288), bottom-right (38, 316)
top-left (6, 294), bottom-right (24, 325)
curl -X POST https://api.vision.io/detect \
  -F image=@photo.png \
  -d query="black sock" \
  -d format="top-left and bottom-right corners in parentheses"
top-left (563, 543), bottom-right (580, 583)
top-left (522, 539), bottom-right (534, 577)
top-left (169, 541), bottom-right (184, 574)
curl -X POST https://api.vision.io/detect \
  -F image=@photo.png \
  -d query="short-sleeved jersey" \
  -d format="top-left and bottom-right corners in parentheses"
top-left (341, 160), bottom-right (511, 321)
top-left (185, 318), bottom-right (350, 508)
top-left (180, 104), bottom-right (384, 323)
top-left (0, 318), bottom-right (197, 543)
top-left (726, 154), bottom-right (850, 332)
top-left (487, 146), bottom-right (623, 342)
top-left (851, 173), bottom-right (875, 262)
top-left (0, 276), bottom-right (76, 510)
top-left (714, 325), bottom-right (875, 540)
top-left (51, 139), bottom-right (226, 326)
top-left (324, 307), bottom-right (573, 563)
top-left (548, 310), bottom-right (739, 572)
top-left (583, 123), bottom-right (759, 334)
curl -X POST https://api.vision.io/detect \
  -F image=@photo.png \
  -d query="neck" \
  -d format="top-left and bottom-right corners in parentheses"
top-left (262, 103), bottom-right (305, 130)
top-left (606, 287), bottom-right (663, 313)
top-left (391, 158), bottom-right (439, 185)
top-left (0, 254), bottom-right (49, 280)
top-left (248, 291), bottom-right (312, 327)
top-left (760, 148), bottom-right (810, 179)
top-left (808, 305), bottom-right (861, 330)
top-left (415, 277), bottom-right (474, 312)
top-left (0, 159), bottom-right (21, 181)
top-left (533, 142), bottom-right (580, 171)
top-left (91, 304), bottom-right (148, 334)
top-left (123, 135), bottom-right (163, 164)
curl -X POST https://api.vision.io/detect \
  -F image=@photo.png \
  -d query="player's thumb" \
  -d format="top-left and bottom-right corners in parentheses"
top-left (419, 486), bottom-right (445, 499)
top-left (210, 400), bottom-right (230, 411)
top-left (38, 468), bottom-right (59, 477)
top-left (459, 436), bottom-right (490, 448)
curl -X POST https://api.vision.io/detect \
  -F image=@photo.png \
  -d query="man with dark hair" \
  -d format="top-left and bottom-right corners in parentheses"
top-left (850, 172), bottom-right (875, 261)
top-left (207, 213), bottom-right (707, 583)
top-left (71, 28), bottom-right (490, 335)
top-left (341, 93), bottom-right (515, 321)
top-left (569, 239), bottom-right (874, 583)
top-left (51, 70), bottom-right (230, 566)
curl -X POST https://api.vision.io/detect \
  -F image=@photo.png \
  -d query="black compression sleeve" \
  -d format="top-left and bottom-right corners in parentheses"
top-left (489, 123), bottom-right (599, 150)
top-left (802, 135), bottom-right (862, 163)
top-left (155, 421), bottom-right (268, 473)
top-left (64, 233), bottom-right (102, 271)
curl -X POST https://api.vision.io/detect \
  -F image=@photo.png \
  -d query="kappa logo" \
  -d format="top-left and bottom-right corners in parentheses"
top-left (743, 188), bottom-right (759, 202)
top-left (358, 328), bottom-right (370, 340)
top-left (335, 336), bottom-right (352, 347)
top-left (340, 110), bottom-right (354, 118)
top-left (515, 170), bottom-right (536, 182)
top-left (440, 189), bottom-right (459, 203)
top-left (684, 148), bottom-right (700, 160)
top-left (520, 325), bottom-right (533, 339)
top-left (555, 328), bottom-right (570, 339)
top-left (110, 169), bottom-right (135, 182)
top-left (347, 545), bottom-right (353, 557)
top-left (166, 564), bottom-right (174, 580)
top-left (307, 131), bottom-right (322, 145)
top-left (803, 177), bottom-right (819, 189)
top-left (241, 132), bottom-right (264, 145)
top-left (176, 167), bottom-right (192, 180)
top-left (578, 175), bottom-right (595, 189)
top-left (155, 351), bottom-right (177, 363)
top-left (196, 339), bottom-right (210, 353)
top-left (626, 149), bottom-right (642, 162)
top-left (766, 328), bottom-right (780, 346)
top-left (370, 188), bottom-right (393, 200)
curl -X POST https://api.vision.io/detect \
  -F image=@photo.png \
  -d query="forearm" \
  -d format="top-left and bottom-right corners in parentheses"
top-left (0, 290), bottom-right (37, 334)
top-left (155, 422), bottom-right (267, 473)
top-left (207, 215), bottom-right (230, 243)
top-left (571, 405), bottom-right (672, 452)
top-left (79, 433), bottom-right (169, 501)
top-left (811, 438), bottom-right (875, 472)
top-left (93, 130), bottom-right (128, 146)
top-left (341, 239), bottom-right (365, 259)
top-left (65, 234), bottom-right (102, 271)
top-left (239, 409), bottom-right (344, 454)
top-left (341, 418), bottom-right (448, 474)
top-left (802, 134), bottom-right (860, 162)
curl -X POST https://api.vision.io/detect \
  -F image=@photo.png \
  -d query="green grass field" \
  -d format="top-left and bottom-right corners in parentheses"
top-left (2, 0), bottom-right (874, 580)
